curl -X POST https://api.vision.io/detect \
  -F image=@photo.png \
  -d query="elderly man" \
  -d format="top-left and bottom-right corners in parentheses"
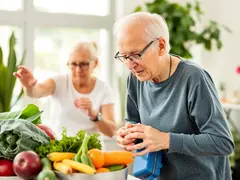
top-left (114, 12), bottom-right (234, 180)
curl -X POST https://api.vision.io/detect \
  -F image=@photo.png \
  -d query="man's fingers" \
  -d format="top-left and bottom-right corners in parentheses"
top-left (125, 123), bottom-right (133, 129)
top-left (116, 135), bottom-right (124, 144)
top-left (119, 129), bottom-right (131, 136)
top-left (125, 125), bottom-right (144, 133)
top-left (125, 141), bottom-right (147, 151)
top-left (116, 135), bottom-right (134, 145)
top-left (124, 132), bottom-right (145, 140)
top-left (133, 148), bottom-right (149, 157)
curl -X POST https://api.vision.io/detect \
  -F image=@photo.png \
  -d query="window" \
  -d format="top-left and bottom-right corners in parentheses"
top-left (0, 0), bottom-right (115, 123)
top-left (0, 0), bottom-right (22, 11)
top-left (34, 27), bottom-right (105, 80)
top-left (34, 0), bottom-right (109, 16)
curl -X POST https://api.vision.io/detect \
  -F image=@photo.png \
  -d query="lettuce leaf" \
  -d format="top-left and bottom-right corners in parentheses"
top-left (0, 104), bottom-right (42, 124)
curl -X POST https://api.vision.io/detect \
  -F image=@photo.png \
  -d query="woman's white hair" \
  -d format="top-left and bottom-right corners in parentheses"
top-left (70, 41), bottom-right (98, 60)
top-left (113, 12), bottom-right (171, 53)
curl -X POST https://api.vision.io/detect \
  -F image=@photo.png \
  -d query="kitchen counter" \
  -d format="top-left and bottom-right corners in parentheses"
top-left (1, 174), bottom-right (140, 180)
top-left (128, 175), bottom-right (140, 180)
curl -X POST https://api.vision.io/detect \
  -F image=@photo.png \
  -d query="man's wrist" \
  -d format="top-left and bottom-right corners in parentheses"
top-left (164, 132), bottom-right (170, 149)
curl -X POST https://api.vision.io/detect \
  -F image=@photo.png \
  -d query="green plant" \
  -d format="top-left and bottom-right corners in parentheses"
top-left (135, 0), bottom-right (231, 58)
top-left (0, 32), bottom-right (26, 112)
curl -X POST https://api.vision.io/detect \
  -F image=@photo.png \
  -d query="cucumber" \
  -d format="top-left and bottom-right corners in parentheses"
top-left (106, 165), bottom-right (125, 171)
top-left (41, 158), bottom-right (52, 170)
top-left (37, 158), bottom-right (56, 180)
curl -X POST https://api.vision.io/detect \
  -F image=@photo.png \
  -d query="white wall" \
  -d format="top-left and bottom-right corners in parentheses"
top-left (201, 0), bottom-right (240, 97)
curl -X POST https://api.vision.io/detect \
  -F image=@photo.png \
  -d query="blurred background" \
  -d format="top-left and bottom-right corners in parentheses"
top-left (0, 0), bottom-right (240, 178)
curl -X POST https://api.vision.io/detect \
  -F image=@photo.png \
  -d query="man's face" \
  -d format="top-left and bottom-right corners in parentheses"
top-left (117, 27), bottom-right (161, 82)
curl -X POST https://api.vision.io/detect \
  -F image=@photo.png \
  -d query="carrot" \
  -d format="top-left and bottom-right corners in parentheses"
top-left (96, 167), bottom-right (110, 173)
top-left (103, 151), bottom-right (134, 166)
top-left (88, 149), bottom-right (104, 169)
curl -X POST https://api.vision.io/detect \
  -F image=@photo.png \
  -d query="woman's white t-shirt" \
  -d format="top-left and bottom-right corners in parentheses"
top-left (49, 73), bottom-right (114, 139)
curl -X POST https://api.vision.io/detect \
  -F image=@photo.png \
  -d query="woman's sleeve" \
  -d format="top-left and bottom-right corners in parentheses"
top-left (101, 83), bottom-right (115, 105)
top-left (51, 73), bottom-right (66, 97)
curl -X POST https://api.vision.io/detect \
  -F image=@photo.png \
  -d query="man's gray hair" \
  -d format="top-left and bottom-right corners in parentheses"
top-left (113, 12), bottom-right (171, 53)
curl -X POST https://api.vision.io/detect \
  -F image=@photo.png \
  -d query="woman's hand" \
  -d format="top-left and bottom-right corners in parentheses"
top-left (123, 123), bottom-right (170, 156)
top-left (116, 123), bottom-right (136, 151)
top-left (74, 97), bottom-right (97, 119)
top-left (13, 66), bottom-right (37, 88)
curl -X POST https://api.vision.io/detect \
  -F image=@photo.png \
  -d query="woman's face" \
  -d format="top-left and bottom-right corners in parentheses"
top-left (68, 49), bottom-right (97, 85)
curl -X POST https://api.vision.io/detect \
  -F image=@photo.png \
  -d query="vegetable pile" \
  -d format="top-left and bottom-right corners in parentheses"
top-left (44, 133), bottom-right (134, 177)
top-left (35, 127), bottom-right (102, 158)
top-left (0, 104), bottom-right (135, 179)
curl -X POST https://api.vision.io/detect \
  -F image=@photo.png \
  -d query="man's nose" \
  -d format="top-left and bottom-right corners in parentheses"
top-left (76, 66), bottom-right (82, 72)
top-left (126, 59), bottom-right (137, 70)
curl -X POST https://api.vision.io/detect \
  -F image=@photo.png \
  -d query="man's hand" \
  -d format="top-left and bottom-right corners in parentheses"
top-left (116, 123), bottom-right (136, 151)
top-left (123, 123), bottom-right (170, 156)
top-left (74, 97), bottom-right (97, 119)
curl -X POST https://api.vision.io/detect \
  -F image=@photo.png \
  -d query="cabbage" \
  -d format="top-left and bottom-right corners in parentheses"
top-left (0, 119), bottom-right (50, 160)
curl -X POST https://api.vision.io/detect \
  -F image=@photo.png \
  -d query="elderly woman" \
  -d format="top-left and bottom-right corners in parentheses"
top-left (14, 42), bottom-right (116, 138)
top-left (114, 12), bottom-right (234, 180)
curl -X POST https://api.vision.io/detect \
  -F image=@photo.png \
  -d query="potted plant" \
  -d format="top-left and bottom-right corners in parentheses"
top-left (134, 0), bottom-right (230, 58)
top-left (0, 32), bottom-right (26, 112)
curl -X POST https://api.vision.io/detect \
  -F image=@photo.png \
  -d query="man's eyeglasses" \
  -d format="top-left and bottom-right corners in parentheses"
top-left (114, 40), bottom-right (154, 63)
top-left (67, 61), bottom-right (91, 70)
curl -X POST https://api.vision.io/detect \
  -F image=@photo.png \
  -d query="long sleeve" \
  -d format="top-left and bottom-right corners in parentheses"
top-left (168, 74), bottom-right (234, 156)
top-left (125, 74), bottom-right (140, 124)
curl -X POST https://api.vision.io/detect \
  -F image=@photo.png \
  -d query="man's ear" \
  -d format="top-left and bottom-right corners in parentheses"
top-left (158, 38), bottom-right (166, 56)
top-left (94, 58), bottom-right (99, 68)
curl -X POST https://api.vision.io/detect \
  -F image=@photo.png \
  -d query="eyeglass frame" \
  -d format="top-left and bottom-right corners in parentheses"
top-left (114, 40), bottom-right (155, 63)
top-left (67, 60), bottom-right (92, 70)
